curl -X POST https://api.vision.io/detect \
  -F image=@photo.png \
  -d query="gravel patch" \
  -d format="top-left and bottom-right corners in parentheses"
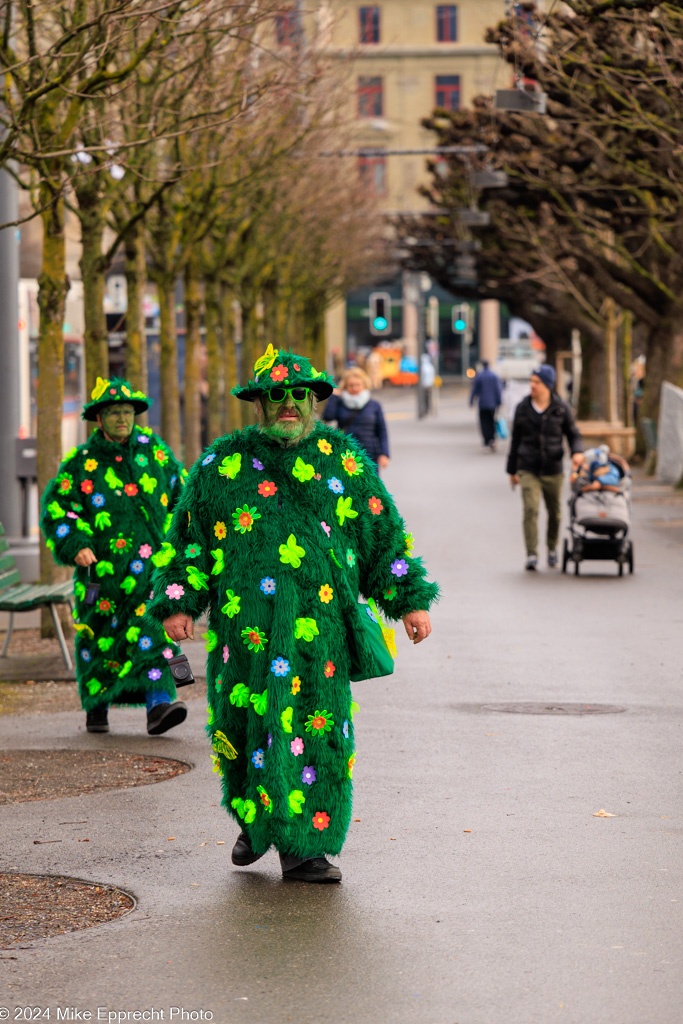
top-left (0, 873), bottom-right (135, 948)
top-left (0, 749), bottom-right (192, 805)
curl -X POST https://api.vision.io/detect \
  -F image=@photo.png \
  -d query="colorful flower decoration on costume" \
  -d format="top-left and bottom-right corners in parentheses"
top-left (346, 548), bottom-right (356, 568)
top-left (56, 524), bottom-right (70, 538)
top-left (257, 786), bottom-right (273, 812)
top-left (404, 531), bottom-right (415, 556)
top-left (135, 604), bottom-right (146, 617)
top-left (318, 584), bottom-right (334, 604)
top-left (221, 589), bottom-right (241, 617)
top-left (257, 480), bottom-right (277, 497)
top-left (80, 649), bottom-right (91, 662)
top-left (366, 606), bottom-right (378, 623)
top-left (270, 363), bottom-right (288, 382)
top-left (301, 766), bottom-right (317, 786)
top-left (202, 453), bottom-right (216, 466)
top-left (139, 636), bottom-right (153, 651)
top-left (148, 668), bottom-right (162, 681)
top-left (165, 583), bottom-right (185, 600)
top-left (137, 434), bottom-right (150, 444)
top-left (130, 560), bottom-right (144, 575)
top-left (294, 618), bottom-right (319, 641)
top-left (368, 496), bottom-right (384, 515)
top-left (135, 454), bottom-right (148, 467)
top-left (124, 483), bottom-right (139, 497)
top-left (254, 344), bottom-right (278, 375)
top-left (241, 626), bottom-right (268, 652)
top-left (80, 480), bottom-right (94, 495)
top-left (324, 660), bottom-right (336, 678)
top-left (317, 439), bottom-right (332, 455)
top-left (348, 754), bottom-right (356, 778)
top-left (218, 453), bottom-right (242, 479)
top-left (154, 448), bottom-right (169, 466)
top-left (253, 458), bottom-right (264, 471)
top-left (291, 676), bottom-right (301, 695)
top-left (223, 644), bottom-right (230, 663)
top-left (390, 558), bottom-right (409, 577)
top-left (110, 534), bottom-right (131, 554)
top-left (96, 598), bottom-right (115, 615)
top-left (383, 585), bottom-right (397, 601)
top-left (185, 542), bottom-right (202, 559)
top-left (320, 521), bottom-right (331, 537)
top-left (160, 493), bottom-right (168, 507)
top-left (92, 493), bottom-right (105, 507)
top-left (271, 657), bottom-right (290, 677)
top-left (279, 534), bottom-right (306, 568)
top-left (336, 496), bottom-right (358, 526)
top-left (312, 811), bottom-right (330, 831)
top-left (292, 458), bottom-right (315, 483)
top-left (57, 473), bottom-right (73, 494)
top-left (305, 709), bottom-right (334, 734)
top-left (327, 477), bottom-right (344, 494)
top-left (214, 521), bottom-right (227, 539)
top-left (213, 730), bottom-right (239, 759)
top-left (252, 749), bottom-right (265, 768)
top-left (342, 720), bottom-right (349, 738)
top-left (260, 577), bottom-right (276, 594)
top-left (340, 450), bottom-right (363, 476)
top-left (290, 737), bottom-right (304, 756)
top-left (162, 647), bottom-right (173, 660)
top-left (232, 504), bottom-right (260, 534)
top-left (84, 459), bottom-right (98, 472)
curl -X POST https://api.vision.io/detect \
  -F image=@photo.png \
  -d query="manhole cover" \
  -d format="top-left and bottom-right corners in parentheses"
top-left (0, 873), bottom-right (135, 946)
top-left (0, 749), bottom-right (192, 805)
top-left (482, 702), bottom-right (625, 715)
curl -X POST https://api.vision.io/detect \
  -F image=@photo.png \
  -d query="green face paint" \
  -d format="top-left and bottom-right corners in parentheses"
top-left (99, 403), bottom-right (135, 442)
top-left (259, 390), bottom-right (314, 441)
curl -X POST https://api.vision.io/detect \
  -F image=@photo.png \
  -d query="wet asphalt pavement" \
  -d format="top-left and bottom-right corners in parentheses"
top-left (1, 388), bottom-right (681, 1024)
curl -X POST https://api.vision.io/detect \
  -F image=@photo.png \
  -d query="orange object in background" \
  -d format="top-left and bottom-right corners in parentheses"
top-left (374, 346), bottom-right (419, 386)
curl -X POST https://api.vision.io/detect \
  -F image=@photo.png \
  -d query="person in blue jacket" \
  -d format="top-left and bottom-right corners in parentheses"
top-left (322, 366), bottom-right (390, 471)
top-left (469, 360), bottom-right (504, 451)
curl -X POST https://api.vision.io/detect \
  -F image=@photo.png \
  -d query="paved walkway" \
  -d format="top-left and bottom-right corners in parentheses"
top-left (1, 389), bottom-right (681, 1024)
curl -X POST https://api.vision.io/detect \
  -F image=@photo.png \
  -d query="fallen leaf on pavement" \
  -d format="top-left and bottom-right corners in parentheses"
top-left (593, 809), bottom-right (616, 817)
top-left (216, 841), bottom-right (225, 845)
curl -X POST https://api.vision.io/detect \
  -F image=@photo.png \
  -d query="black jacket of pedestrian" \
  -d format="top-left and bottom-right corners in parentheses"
top-left (322, 395), bottom-right (390, 463)
top-left (506, 393), bottom-right (583, 477)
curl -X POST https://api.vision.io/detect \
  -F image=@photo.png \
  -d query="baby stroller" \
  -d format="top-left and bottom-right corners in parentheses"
top-left (562, 447), bottom-right (634, 576)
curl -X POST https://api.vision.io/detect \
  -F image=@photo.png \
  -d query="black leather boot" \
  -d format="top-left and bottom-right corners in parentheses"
top-left (86, 705), bottom-right (109, 733)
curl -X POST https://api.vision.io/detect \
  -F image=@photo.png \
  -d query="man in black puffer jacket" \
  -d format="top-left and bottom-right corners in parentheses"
top-left (506, 365), bottom-right (583, 571)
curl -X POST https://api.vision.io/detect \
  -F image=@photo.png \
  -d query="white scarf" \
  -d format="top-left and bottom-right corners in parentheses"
top-left (341, 389), bottom-right (371, 410)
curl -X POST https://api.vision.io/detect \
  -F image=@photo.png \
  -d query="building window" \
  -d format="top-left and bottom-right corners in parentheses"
top-left (358, 154), bottom-right (386, 195)
top-left (436, 5), bottom-right (458, 42)
top-left (359, 6), bottom-right (380, 44)
top-left (276, 9), bottom-right (297, 45)
top-left (435, 75), bottom-right (461, 110)
top-left (357, 76), bottom-right (383, 117)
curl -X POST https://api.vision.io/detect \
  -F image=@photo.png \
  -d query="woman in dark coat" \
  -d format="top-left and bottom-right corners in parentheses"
top-left (322, 367), bottom-right (390, 470)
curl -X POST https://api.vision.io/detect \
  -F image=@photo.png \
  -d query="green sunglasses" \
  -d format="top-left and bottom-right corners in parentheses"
top-left (266, 386), bottom-right (311, 403)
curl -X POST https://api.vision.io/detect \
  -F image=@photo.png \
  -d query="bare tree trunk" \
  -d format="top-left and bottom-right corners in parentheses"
top-left (641, 320), bottom-right (683, 433)
top-left (577, 329), bottom-right (607, 421)
top-left (240, 300), bottom-right (259, 429)
top-left (76, 181), bottom-right (109, 393)
top-left (36, 195), bottom-right (71, 635)
top-left (205, 275), bottom-right (223, 442)
top-left (183, 256), bottom-right (202, 465)
top-left (222, 285), bottom-right (238, 434)
top-left (124, 219), bottom-right (148, 424)
top-left (156, 275), bottom-right (181, 456)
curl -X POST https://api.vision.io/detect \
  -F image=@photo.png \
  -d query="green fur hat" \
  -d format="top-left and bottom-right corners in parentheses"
top-left (231, 346), bottom-right (335, 403)
top-left (82, 376), bottom-right (152, 421)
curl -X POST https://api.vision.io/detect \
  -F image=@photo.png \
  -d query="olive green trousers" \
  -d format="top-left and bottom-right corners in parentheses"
top-left (518, 471), bottom-right (564, 557)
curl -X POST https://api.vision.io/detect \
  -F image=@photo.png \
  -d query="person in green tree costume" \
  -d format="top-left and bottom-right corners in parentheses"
top-left (41, 376), bottom-right (189, 735)
top-left (148, 347), bottom-right (438, 883)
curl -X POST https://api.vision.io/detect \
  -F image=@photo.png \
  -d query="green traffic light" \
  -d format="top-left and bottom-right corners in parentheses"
top-left (373, 316), bottom-right (388, 331)
top-left (454, 318), bottom-right (466, 331)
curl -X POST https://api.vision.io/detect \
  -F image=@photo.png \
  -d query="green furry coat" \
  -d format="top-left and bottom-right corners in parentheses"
top-left (147, 422), bottom-right (438, 857)
top-left (40, 426), bottom-right (186, 709)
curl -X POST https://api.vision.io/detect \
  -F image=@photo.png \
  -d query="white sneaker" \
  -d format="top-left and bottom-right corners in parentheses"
top-left (525, 556), bottom-right (538, 571)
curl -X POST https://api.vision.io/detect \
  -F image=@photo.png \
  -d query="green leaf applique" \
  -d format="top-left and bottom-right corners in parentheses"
top-left (221, 589), bottom-right (241, 617)
top-left (229, 683), bottom-right (251, 708)
top-left (294, 617), bottom-right (319, 642)
top-left (210, 549), bottom-right (224, 575)
top-left (97, 637), bottom-right (115, 652)
top-left (281, 706), bottom-right (293, 732)
top-left (94, 511), bottom-right (112, 531)
top-left (336, 495), bottom-right (358, 526)
top-left (250, 689), bottom-right (268, 716)
top-left (186, 565), bottom-right (210, 591)
top-left (126, 626), bottom-right (141, 643)
top-left (202, 630), bottom-right (218, 652)
top-left (288, 790), bottom-right (306, 816)
top-left (138, 473), bottom-right (157, 494)
top-left (47, 502), bottom-right (65, 520)
top-left (152, 542), bottom-right (176, 567)
top-left (218, 453), bottom-right (242, 479)
top-left (95, 561), bottom-right (114, 577)
top-left (213, 730), bottom-right (239, 759)
top-left (120, 576), bottom-right (137, 594)
top-left (279, 534), bottom-right (306, 568)
top-left (292, 457), bottom-right (315, 483)
top-left (104, 466), bottom-right (124, 490)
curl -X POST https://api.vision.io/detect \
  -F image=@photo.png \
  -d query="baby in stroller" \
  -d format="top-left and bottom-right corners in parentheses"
top-left (563, 444), bottom-right (633, 573)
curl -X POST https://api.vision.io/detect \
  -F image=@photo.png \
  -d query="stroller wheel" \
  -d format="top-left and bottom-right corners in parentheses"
top-left (562, 539), bottom-right (569, 574)
top-left (618, 560), bottom-right (624, 577)
top-left (574, 558), bottom-right (580, 575)
top-left (628, 541), bottom-right (634, 574)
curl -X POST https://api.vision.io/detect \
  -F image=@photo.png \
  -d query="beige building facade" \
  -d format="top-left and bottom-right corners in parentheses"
top-left (314, 0), bottom-right (506, 366)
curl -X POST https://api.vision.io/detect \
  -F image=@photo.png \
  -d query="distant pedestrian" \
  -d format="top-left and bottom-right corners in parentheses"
top-left (322, 367), bottom-right (390, 471)
top-left (506, 365), bottom-right (583, 571)
top-left (469, 360), bottom-right (503, 451)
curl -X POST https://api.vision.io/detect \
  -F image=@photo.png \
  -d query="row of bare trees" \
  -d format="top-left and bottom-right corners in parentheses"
top-left (0, 0), bottom-right (385, 586)
top-left (400, 0), bottom-right (683, 439)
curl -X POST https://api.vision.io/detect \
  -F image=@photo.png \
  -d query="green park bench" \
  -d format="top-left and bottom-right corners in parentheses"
top-left (0, 523), bottom-right (74, 670)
